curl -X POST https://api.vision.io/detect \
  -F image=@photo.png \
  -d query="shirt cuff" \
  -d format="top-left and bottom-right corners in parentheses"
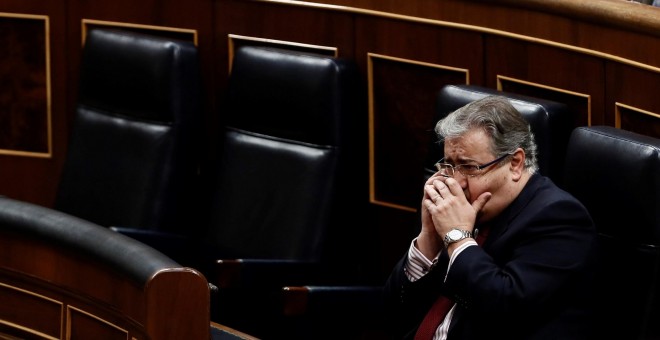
top-left (404, 238), bottom-right (440, 282)
top-left (444, 239), bottom-right (477, 281)
top-left (403, 236), bottom-right (479, 282)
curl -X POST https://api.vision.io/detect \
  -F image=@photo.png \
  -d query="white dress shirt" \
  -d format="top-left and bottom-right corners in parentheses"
top-left (404, 238), bottom-right (477, 340)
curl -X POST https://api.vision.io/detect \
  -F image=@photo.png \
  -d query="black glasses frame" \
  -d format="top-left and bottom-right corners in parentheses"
top-left (434, 153), bottom-right (512, 178)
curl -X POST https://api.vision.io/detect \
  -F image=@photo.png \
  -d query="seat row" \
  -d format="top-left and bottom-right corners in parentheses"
top-left (50, 28), bottom-right (660, 339)
top-left (54, 28), bottom-right (371, 338)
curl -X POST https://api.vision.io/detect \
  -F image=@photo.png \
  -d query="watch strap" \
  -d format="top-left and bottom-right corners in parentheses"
top-left (443, 228), bottom-right (473, 247)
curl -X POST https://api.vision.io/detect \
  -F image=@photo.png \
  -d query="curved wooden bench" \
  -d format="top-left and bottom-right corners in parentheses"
top-left (0, 196), bottom-right (210, 340)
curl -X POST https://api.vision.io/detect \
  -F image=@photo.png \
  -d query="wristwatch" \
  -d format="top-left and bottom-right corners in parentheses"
top-left (443, 228), bottom-right (473, 247)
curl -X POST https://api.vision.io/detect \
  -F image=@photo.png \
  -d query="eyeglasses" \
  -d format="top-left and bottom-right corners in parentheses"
top-left (434, 153), bottom-right (512, 178)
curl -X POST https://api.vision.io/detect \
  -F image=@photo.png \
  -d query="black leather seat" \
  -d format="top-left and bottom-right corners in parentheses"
top-left (563, 126), bottom-right (660, 340)
top-left (197, 45), bottom-right (368, 338)
top-left (427, 84), bottom-right (576, 185)
top-left (55, 28), bottom-right (202, 236)
top-left (205, 45), bottom-right (365, 264)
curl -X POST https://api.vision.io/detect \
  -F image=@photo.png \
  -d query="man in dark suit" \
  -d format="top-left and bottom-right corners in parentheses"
top-left (384, 96), bottom-right (597, 339)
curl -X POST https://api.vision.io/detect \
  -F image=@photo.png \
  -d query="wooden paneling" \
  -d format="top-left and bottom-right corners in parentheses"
top-left (0, 282), bottom-right (62, 338)
top-left (0, 1), bottom-right (66, 207)
top-left (305, 0), bottom-right (660, 61)
top-left (606, 62), bottom-right (660, 135)
top-left (355, 16), bottom-right (484, 211)
top-left (485, 36), bottom-right (605, 127)
top-left (496, 76), bottom-right (590, 128)
top-left (368, 54), bottom-right (469, 210)
top-left (68, 306), bottom-right (130, 339)
top-left (214, 0), bottom-right (356, 96)
top-left (215, 0), bottom-right (355, 59)
top-left (0, 268), bottom-right (148, 340)
top-left (0, 14), bottom-right (50, 157)
top-left (616, 103), bottom-right (660, 138)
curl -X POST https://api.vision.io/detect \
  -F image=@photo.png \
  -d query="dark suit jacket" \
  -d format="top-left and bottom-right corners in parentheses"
top-left (383, 174), bottom-right (597, 340)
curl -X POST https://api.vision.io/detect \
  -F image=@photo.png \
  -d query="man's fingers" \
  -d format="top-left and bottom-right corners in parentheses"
top-left (472, 192), bottom-right (492, 212)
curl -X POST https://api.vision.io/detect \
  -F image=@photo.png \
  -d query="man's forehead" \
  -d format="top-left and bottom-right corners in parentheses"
top-left (444, 131), bottom-right (493, 160)
top-left (445, 129), bottom-right (489, 148)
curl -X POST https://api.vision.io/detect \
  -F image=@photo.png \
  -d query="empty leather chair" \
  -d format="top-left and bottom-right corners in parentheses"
top-left (563, 126), bottom-right (660, 340)
top-left (55, 28), bottom-right (202, 237)
top-left (198, 45), bottom-right (368, 338)
top-left (427, 85), bottom-right (576, 185)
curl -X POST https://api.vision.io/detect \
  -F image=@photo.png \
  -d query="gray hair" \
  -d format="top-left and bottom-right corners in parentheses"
top-left (435, 95), bottom-right (539, 174)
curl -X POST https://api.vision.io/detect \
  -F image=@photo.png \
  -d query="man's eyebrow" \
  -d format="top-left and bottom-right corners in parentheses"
top-left (448, 156), bottom-right (476, 164)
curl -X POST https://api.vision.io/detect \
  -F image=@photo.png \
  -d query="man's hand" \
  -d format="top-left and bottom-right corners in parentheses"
top-left (416, 173), bottom-right (446, 258)
top-left (423, 178), bottom-right (491, 243)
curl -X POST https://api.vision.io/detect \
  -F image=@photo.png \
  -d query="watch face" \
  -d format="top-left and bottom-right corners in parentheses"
top-left (448, 229), bottom-right (463, 241)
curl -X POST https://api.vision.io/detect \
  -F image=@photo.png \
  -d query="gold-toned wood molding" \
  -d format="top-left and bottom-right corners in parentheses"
top-left (615, 102), bottom-right (660, 127)
top-left (496, 75), bottom-right (593, 126)
top-left (0, 13), bottom-right (52, 159)
top-left (260, 0), bottom-right (660, 38)
top-left (66, 305), bottom-right (130, 339)
top-left (227, 34), bottom-right (338, 72)
top-left (0, 281), bottom-right (62, 340)
top-left (81, 19), bottom-right (198, 46)
top-left (367, 53), bottom-right (469, 212)
top-left (472, 0), bottom-right (660, 37)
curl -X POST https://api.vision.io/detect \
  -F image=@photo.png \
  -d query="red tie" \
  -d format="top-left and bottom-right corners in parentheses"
top-left (414, 227), bottom-right (490, 340)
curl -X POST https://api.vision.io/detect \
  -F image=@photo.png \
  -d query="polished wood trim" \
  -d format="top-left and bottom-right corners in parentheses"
top-left (615, 102), bottom-right (660, 128)
top-left (211, 321), bottom-right (261, 340)
top-left (0, 13), bottom-right (52, 159)
top-left (265, 0), bottom-right (660, 37)
top-left (227, 33), bottom-right (338, 72)
top-left (0, 282), bottom-right (62, 340)
top-left (0, 12), bottom-right (49, 20)
top-left (81, 18), bottom-right (199, 46)
top-left (472, 0), bottom-right (660, 36)
top-left (0, 321), bottom-right (58, 340)
top-left (66, 305), bottom-right (129, 338)
top-left (496, 75), bottom-right (593, 126)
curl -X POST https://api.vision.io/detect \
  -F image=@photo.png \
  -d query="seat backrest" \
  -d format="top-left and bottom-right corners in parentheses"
top-left (201, 46), bottom-right (366, 265)
top-left (427, 85), bottom-right (576, 184)
top-left (55, 28), bottom-right (202, 232)
top-left (563, 126), bottom-right (660, 340)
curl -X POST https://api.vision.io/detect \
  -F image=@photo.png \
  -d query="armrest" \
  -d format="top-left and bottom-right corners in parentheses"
top-left (215, 259), bottom-right (323, 289)
top-left (110, 226), bottom-right (204, 269)
top-left (280, 285), bottom-right (387, 339)
top-left (110, 226), bottom-right (191, 242)
top-left (282, 285), bottom-right (384, 317)
top-left (211, 321), bottom-right (259, 340)
top-left (211, 259), bottom-right (328, 338)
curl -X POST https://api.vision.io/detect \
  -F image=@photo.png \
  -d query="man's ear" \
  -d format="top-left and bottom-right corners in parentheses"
top-left (510, 148), bottom-right (525, 180)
